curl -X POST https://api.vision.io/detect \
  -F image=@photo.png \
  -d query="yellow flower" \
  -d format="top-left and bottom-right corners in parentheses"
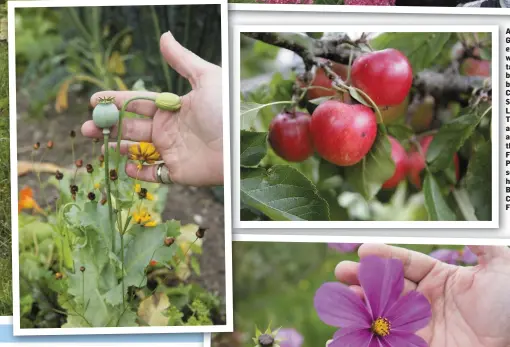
top-left (128, 142), bottom-right (161, 168)
top-left (132, 207), bottom-right (157, 227)
top-left (94, 183), bottom-right (101, 190)
top-left (134, 184), bottom-right (154, 201)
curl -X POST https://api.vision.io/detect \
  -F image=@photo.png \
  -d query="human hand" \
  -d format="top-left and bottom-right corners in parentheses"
top-left (82, 31), bottom-right (223, 187)
top-left (334, 244), bottom-right (510, 347)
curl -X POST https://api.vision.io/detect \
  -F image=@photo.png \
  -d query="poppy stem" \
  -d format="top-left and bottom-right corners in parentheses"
top-left (115, 96), bottom-right (156, 173)
top-left (103, 132), bottom-right (115, 252)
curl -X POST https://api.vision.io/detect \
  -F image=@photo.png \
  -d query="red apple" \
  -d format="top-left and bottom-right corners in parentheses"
top-left (351, 48), bottom-right (413, 107)
top-left (310, 100), bottom-right (377, 166)
top-left (268, 111), bottom-right (314, 162)
top-left (382, 136), bottom-right (408, 189)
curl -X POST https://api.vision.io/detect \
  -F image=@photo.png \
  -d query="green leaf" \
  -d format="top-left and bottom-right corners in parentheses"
top-left (240, 165), bottom-right (330, 221)
top-left (344, 129), bottom-right (395, 200)
top-left (240, 131), bottom-right (268, 167)
top-left (426, 112), bottom-right (482, 172)
top-left (371, 32), bottom-right (454, 72)
top-left (423, 173), bottom-right (456, 221)
top-left (387, 124), bottom-right (414, 143)
top-left (123, 222), bottom-right (179, 288)
top-left (348, 87), bottom-right (370, 107)
top-left (240, 101), bottom-right (263, 130)
top-left (465, 141), bottom-right (491, 221)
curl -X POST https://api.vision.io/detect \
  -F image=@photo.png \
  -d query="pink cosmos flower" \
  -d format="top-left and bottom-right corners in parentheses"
top-left (429, 246), bottom-right (477, 265)
top-left (328, 243), bottom-right (362, 253)
top-left (277, 328), bottom-right (304, 347)
top-left (314, 256), bottom-right (431, 346)
top-left (344, 0), bottom-right (395, 5)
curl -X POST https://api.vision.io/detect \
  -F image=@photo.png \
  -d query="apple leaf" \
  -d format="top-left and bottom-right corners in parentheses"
top-left (423, 173), bottom-right (456, 221)
top-left (240, 165), bottom-right (330, 221)
top-left (465, 141), bottom-right (491, 221)
top-left (426, 112), bottom-right (484, 172)
top-left (240, 130), bottom-right (268, 167)
top-left (344, 129), bottom-right (395, 200)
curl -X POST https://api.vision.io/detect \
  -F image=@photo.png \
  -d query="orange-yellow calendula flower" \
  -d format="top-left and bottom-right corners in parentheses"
top-left (128, 142), bottom-right (161, 169)
top-left (18, 186), bottom-right (43, 213)
top-left (132, 207), bottom-right (157, 227)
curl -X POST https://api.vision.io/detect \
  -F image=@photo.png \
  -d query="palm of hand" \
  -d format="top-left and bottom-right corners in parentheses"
top-left (152, 66), bottom-right (223, 186)
top-left (417, 258), bottom-right (510, 347)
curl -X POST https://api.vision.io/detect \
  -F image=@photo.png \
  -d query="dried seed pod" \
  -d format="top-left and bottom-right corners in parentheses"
top-left (86, 164), bottom-right (93, 173)
top-left (75, 159), bottom-right (83, 168)
top-left (69, 130), bottom-right (76, 138)
top-left (109, 169), bottom-right (118, 181)
top-left (80, 266), bottom-right (86, 272)
top-left (33, 142), bottom-right (40, 150)
top-left (55, 170), bottom-right (64, 180)
top-left (164, 237), bottom-right (175, 247)
top-left (196, 227), bottom-right (208, 239)
top-left (138, 187), bottom-right (148, 199)
top-left (70, 185), bottom-right (79, 194)
top-left (100, 197), bottom-right (107, 205)
top-left (47, 140), bottom-right (54, 149)
top-left (87, 192), bottom-right (96, 201)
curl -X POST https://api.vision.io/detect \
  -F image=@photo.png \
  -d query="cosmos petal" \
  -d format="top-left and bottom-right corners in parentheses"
top-left (385, 291), bottom-right (431, 333)
top-left (314, 282), bottom-right (372, 328)
top-left (359, 256), bottom-right (404, 318)
top-left (329, 327), bottom-right (374, 347)
top-left (382, 331), bottom-right (428, 347)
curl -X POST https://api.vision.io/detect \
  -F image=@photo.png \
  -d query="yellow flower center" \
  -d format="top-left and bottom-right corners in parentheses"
top-left (371, 317), bottom-right (391, 337)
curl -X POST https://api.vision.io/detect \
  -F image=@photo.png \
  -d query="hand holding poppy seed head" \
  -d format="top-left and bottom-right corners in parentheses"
top-left (81, 31), bottom-right (223, 187)
top-left (324, 243), bottom-right (510, 347)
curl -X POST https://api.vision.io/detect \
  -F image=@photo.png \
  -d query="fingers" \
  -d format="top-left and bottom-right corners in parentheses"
top-left (101, 141), bottom-right (132, 155)
top-left (160, 31), bottom-right (212, 88)
top-left (358, 244), bottom-right (438, 283)
top-left (467, 245), bottom-right (510, 266)
top-left (90, 91), bottom-right (159, 117)
top-left (81, 118), bottom-right (153, 142)
top-left (335, 260), bottom-right (417, 295)
top-left (125, 162), bottom-right (159, 183)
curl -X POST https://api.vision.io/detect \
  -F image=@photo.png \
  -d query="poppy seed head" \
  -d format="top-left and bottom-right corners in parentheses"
top-left (55, 170), bottom-right (64, 180)
top-left (86, 164), bottom-right (94, 173)
top-left (258, 334), bottom-right (274, 347)
top-left (69, 130), bottom-right (76, 138)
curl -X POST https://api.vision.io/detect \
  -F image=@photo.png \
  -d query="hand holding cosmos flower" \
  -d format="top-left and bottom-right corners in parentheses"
top-left (320, 244), bottom-right (510, 347)
top-left (81, 31), bottom-right (223, 187)
top-left (315, 255), bottom-right (432, 346)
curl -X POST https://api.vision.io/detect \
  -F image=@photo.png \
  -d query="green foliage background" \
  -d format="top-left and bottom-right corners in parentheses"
top-left (0, 2), bottom-right (13, 316)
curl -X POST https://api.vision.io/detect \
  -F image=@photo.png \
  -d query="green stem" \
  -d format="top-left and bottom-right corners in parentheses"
top-left (120, 233), bottom-right (125, 309)
top-left (116, 97), bottom-right (156, 172)
top-left (150, 6), bottom-right (172, 92)
top-left (104, 133), bottom-right (115, 252)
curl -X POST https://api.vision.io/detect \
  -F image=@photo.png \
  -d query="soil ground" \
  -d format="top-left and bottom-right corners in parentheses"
top-left (16, 94), bottom-right (226, 316)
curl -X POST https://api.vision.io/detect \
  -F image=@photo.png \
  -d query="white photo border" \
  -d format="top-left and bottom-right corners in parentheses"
top-left (233, 25), bottom-right (499, 229)
top-left (229, 3), bottom-right (510, 15)
top-left (9, 0), bottom-right (233, 336)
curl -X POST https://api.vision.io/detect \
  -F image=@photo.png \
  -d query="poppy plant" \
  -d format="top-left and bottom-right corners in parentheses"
top-left (314, 256), bottom-right (431, 346)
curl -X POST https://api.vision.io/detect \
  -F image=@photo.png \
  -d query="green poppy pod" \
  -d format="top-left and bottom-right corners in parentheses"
top-left (155, 92), bottom-right (181, 112)
top-left (93, 97), bottom-right (120, 131)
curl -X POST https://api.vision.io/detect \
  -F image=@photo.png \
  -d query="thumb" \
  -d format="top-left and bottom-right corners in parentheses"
top-left (159, 31), bottom-right (211, 89)
top-left (467, 245), bottom-right (509, 265)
